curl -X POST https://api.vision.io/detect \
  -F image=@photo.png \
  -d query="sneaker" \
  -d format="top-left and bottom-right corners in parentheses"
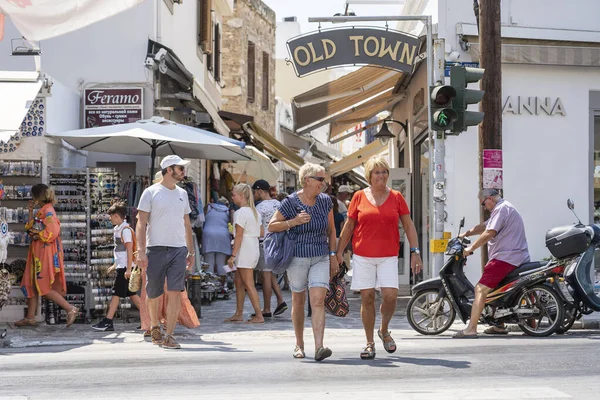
top-left (162, 334), bottom-right (181, 350)
top-left (151, 326), bottom-right (164, 345)
top-left (273, 302), bottom-right (288, 316)
top-left (91, 318), bottom-right (114, 332)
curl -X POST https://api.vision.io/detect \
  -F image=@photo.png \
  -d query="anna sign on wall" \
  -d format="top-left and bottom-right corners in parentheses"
top-left (286, 26), bottom-right (421, 77)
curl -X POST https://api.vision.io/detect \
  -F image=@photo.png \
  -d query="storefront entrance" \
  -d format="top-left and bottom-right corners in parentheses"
top-left (413, 132), bottom-right (431, 282)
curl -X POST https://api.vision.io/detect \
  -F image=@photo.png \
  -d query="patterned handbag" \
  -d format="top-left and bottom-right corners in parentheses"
top-left (325, 262), bottom-right (349, 317)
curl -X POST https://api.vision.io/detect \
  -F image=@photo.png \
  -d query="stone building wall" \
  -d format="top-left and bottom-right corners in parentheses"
top-left (221, 0), bottom-right (276, 135)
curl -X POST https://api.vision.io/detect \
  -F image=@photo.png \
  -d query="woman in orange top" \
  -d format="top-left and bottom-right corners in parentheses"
top-left (15, 184), bottom-right (79, 327)
top-left (336, 157), bottom-right (422, 360)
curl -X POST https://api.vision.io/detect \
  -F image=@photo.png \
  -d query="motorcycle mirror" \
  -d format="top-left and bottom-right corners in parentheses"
top-left (567, 198), bottom-right (575, 210)
top-left (460, 217), bottom-right (465, 228)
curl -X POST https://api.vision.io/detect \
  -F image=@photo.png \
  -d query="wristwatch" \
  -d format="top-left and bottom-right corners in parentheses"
top-left (410, 247), bottom-right (421, 255)
top-left (329, 251), bottom-right (337, 257)
top-left (187, 252), bottom-right (195, 257)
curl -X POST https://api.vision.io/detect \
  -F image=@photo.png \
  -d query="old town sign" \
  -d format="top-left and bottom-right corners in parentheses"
top-left (286, 27), bottom-right (421, 77)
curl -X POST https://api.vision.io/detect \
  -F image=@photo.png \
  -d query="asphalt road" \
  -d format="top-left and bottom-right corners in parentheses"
top-left (1, 327), bottom-right (600, 399)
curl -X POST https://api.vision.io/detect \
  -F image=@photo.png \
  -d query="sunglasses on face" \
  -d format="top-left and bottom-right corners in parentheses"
top-left (308, 176), bottom-right (326, 182)
top-left (481, 197), bottom-right (489, 207)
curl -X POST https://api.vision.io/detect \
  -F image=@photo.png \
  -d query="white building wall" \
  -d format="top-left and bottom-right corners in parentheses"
top-left (437, 0), bottom-right (600, 282)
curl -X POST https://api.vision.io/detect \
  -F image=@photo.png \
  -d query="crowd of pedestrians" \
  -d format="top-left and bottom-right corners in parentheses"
top-left (14, 155), bottom-right (419, 361)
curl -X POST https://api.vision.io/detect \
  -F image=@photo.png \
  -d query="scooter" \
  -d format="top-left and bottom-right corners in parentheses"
top-left (551, 199), bottom-right (600, 333)
top-left (407, 218), bottom-right (567, 337)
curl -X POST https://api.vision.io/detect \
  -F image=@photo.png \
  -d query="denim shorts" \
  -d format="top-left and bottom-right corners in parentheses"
top-left (287, 255), bottom-right (330, 292)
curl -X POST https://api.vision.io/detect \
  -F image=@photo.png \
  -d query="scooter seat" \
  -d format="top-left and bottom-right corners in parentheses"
top-left (495, 261), bottom-right (543, 288)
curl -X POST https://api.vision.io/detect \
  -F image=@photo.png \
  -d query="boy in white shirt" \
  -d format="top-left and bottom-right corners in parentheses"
top-left (92, 202), bottom-right (142, 331)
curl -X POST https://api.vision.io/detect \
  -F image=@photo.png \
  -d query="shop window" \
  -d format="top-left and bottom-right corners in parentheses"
top-left (262, 51), bottom-right (269, 110)
top-left (247, 41), bottom-right (256, 103)
top-left (197, 0), bottom-right (212, 54)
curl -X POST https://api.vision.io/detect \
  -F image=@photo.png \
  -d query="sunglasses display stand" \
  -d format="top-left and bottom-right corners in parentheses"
top-left (48, 167), bottom-right (90, 324)
top-left (47, 167), bottom-right (128, 324)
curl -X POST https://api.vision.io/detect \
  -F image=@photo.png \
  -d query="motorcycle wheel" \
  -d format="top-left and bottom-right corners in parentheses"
top-left (407, 289), bottom-right (456, 335)
top-left (516, 284), bottom-right (565, 337)
top-left (555, 305), bottom-right (578, 335)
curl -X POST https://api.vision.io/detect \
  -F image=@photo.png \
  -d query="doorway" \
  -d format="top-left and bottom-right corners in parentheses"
top-left (412, 132), bottom-right (430, 281)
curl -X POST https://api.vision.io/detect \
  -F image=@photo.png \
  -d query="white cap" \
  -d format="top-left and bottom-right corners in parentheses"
top-left (160, 155), bottom-right (190, 170)
top-left (338, 184), bottom-right (353, 193)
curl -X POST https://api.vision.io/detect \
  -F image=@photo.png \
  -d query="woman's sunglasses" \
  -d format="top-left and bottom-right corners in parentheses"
top-left (308, 176), bottom-right (326, 182)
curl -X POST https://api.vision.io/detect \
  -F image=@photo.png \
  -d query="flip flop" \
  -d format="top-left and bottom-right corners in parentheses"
top-left (223, 316), bottom-right (244, 323)
top-left (484, 326), bottom-right (509, 335)
top-left (245, 318), bottom-right (265, 324)
top-left (452, 330), bottom-right (479, 339)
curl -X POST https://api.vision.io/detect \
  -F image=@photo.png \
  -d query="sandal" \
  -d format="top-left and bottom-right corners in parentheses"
top-left (66, 307), bottom-right (79, 327)
top-left (484, 326), bottom-right (509, 335)
top-left (293, 346), bottom-right (305, 359)
top-left (377, 329), bottom-right (397, 354)
top-left (315, 346), bottom-right (332, 362)
top-left (14, 317), bottom-right (37, 327)
top-left (360, 342), bottom-right (376, 360)
top-left (452, 330), bottom-right (479, 339)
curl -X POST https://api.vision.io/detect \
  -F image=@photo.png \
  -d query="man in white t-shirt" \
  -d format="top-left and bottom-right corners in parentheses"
top-left (136, 155), bottom-right (195, 350)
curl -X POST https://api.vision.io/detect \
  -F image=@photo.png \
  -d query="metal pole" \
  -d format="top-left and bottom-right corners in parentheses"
top-left (150, 143), bottom-right (157, 179)
top-left (432, 38), bottom-right (446, 277)
top-left (425, 16), bottom-right (434, 279)
top-left (308, 15), bottom-right (430, 23)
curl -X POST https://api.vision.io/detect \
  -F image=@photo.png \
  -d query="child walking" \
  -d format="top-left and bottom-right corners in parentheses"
top-left (223, 184), bottom-right (264, 324)
top-left (92, 202), bottom-right (142, 331)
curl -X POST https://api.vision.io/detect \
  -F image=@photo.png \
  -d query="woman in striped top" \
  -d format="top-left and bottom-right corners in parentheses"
top-left (268, 163), bottom-right (339, 362)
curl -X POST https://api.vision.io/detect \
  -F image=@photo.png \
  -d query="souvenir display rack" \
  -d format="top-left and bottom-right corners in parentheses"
top-left (0, 159), bottom-right (43, 322)
top-left (46, 167), bottom-right (132, 324)
top-left (48, 168), bottom-right (89, 324)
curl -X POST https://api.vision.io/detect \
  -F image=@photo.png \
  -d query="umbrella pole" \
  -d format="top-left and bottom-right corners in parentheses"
top-left (150, 143), bottom-right (157, 180)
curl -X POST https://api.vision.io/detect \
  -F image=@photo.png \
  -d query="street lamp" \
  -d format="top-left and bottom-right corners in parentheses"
top-left (374, 119), bottom-right (408, 145)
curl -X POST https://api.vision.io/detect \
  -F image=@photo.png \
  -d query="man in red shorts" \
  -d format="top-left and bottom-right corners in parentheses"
top-left (453, 189), bottom-right (530, 338)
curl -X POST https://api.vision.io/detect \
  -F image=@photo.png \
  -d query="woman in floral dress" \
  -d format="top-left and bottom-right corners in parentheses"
top-left (15, 184), bottom-right (79, 327)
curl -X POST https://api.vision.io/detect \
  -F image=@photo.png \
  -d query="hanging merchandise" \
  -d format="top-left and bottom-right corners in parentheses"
top-left (0, 97), bottom-right (45, 154)
top-left (120, 175), bottom-right (149, 228)
top-left (177, 176), bottom-right (205, 227)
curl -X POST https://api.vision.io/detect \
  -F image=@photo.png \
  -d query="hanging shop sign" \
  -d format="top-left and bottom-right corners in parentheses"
top-left (83, 87), bottom-right (143, 128)
top-left (286, 27), bottom-right (421, 77)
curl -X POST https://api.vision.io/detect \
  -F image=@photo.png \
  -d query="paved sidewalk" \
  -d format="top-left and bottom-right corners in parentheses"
top-left (2, 287), bottom-right (599, 348)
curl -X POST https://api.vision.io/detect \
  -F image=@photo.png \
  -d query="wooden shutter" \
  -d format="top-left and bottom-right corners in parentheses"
top-left (247, 41), bottom-right (255, 103)
top-left (214, 23), bottom-right (221, 82)
top-left (206, 20), bottom-right (214, 71)
top-left (262, 52), bottom-right (269, 110)
top-left (197, 0), bottom-right (212, 53)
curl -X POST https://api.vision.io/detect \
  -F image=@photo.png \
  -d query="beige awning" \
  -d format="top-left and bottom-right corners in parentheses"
top-left (192, 78), bottom-right (230, 137)
top-left (242, 121), bottom-right (304, 171)
top-left (328, 141), bottom-right (387, 177)
top-left (469, 42), bottom-right (600, 67)
top-left (292, 66), bottom-right (404, 136)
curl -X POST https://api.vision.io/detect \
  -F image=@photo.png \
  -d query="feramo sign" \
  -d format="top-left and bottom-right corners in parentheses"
top-left (286, 27), bottom-right (421, 77)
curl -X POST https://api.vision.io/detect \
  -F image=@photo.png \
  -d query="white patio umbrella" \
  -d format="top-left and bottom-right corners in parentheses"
top-left (0, 0), bottom-right (146, 41)
top-left (230, 146), bottom-right (279, 185)
top-left (48, 116), bottom-right (249, 177)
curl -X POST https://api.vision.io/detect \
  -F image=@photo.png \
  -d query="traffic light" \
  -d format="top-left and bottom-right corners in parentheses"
top-left (450, 65), bottom-right (485, 134)
top-left (429, 84), bottom-right (457, 131)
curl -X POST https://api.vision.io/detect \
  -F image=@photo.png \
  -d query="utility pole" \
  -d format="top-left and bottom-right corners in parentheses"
top-left (477, 0), bottom-right (502, 267)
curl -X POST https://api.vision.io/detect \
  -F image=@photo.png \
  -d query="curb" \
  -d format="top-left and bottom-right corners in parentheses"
top-left (506, 318), bottom-right (600, 333)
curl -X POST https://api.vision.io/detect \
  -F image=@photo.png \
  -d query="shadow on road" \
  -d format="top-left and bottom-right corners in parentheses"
top-left (390, 355), bottom-right (471, 369)
top-left (302, 355), bottom-right (470, 369)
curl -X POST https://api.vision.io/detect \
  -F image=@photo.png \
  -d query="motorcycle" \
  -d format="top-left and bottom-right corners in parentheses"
top-left (552, 199), bottom-right (600, 334)
top-left (407, 217), bottom-right (567, 337)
